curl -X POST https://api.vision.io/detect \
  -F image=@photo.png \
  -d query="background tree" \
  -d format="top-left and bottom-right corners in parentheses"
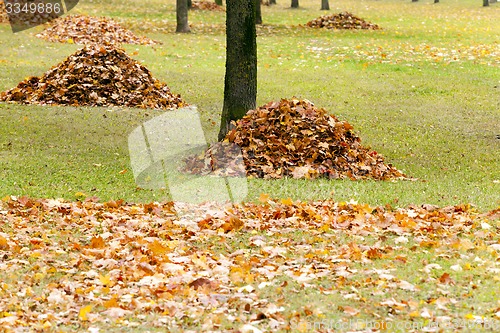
top-left (291, 0), bottom-right (299, 8)
top-left (218, 0), bottom-right (257, 140)
top-left (321, 0), bottom-right (330, 10)
top-left (270, 0), bottom-right (276, 4)
top-left (483, 0), bottom-right (489, 6)
top-left (215, 0), bottom-right (223, 5)
top-left (176, 0), bottom-right (191, 33)
top-left (256, 0), bottom-right (263, 24)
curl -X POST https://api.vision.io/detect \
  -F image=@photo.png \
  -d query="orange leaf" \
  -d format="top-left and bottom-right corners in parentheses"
top-left (90, 236), bottom-right (105, 249)
top-left (103, 295), bottom-right (119, 309)
top-left (0, 235), bottom-right (9, 250)
top-left (222, 216), bottom-right (244, 233)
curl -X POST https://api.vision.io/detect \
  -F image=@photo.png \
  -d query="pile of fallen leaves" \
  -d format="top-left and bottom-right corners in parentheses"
top-left (36, 14), bottom-right (159, 45)
top-left (0, 0), bottom-right (60, 27)
top-left (0, 1), bottom-right (8, 23)
top-left (0, 195), bottom-right (498, 331)
top-left (183, 98), bottom-right (406, 180)
top-left (191, 1), bottom-right (225, 11)
top-left (306, 12), bottom-right (381, 30)
top-left (0, 44), bottom-right (185, 109)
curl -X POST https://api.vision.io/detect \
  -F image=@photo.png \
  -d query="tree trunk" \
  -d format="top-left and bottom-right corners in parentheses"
top-left (321, 0), bottom-right (329, 10)
top-left (187, 0), bottom-right (192, 9)
top-left (291, 0), bottom-right (299, 8)
top-left (269, 0), bottom-right (276, 4)
top-left (255, 0), bottom-right (263, 24)
top-left (176, 0), bottom-right (191, 33)
top-left (483, 0), bottom-right (489, 5)
top-left (218, 0), bottom-right (257, 141)
top-left (215, 0), bottom-right (223, 5)
top-left (412, 0), bottom-right (418, 2)
top-left (434, 0), bottom-right (439, 3)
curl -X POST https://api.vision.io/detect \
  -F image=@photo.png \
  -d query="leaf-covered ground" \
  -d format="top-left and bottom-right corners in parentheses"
top-left (1, 196), bottom-right (499, 332)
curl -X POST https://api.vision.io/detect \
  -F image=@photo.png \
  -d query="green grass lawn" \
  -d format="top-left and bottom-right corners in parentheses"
top-left (0, 0), bottom-right (498, 210)
top-left (0, 1), bottom-right (499, 332)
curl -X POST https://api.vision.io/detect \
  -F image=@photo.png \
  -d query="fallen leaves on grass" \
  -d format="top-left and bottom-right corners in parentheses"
top-left (36, 14), bottom-right (159, 46)
top-left (183, 98), bottom-right (407, 180)
top-left (306, 12), bottom-right (381, 30)
top-left (0, 196), bottom-right (499, 331)
top-left (305, 40), bottom-right (500, 66)
top-left (0, 44), bottom-right (185, 109)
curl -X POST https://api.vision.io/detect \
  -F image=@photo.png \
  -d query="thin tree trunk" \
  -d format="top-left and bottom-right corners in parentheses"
top-left (269, 0), bottom-right (276, 4)
top-left (483, 0), bottom-right (489, 6)
top-left (321, 0), bottom-right (329, 10)
top-left (434, 0), bottom-right (439, 3)
top-left (187, 0), bottom-right (192, 9)
top-left (215, 0), bottom-right (223, 5)
top-left (218, 0), bottom-right (257, 141)
top-left (291, 0), bottom-right (299, 8)
top-left (255, 0), bottom-right (262, 24)
top-left (176, 0), bottom-right (191, 33)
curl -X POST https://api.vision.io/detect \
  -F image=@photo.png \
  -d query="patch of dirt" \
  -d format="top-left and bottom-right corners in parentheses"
top-left (0, 44), bottom-right (185, 109)
top-left (183, 98), bottom-right (407, 180)
top-left (306, 12), bottom-right (381, 30)
top-left (35, 14), bottom-right (159, 45)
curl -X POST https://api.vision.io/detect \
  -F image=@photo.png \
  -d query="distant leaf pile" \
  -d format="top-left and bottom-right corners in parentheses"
top-left (0, 45), bottom-right (185, 109)
top-left (35, 14), bottom-right (159, 45)
top-left (0, 196), bottom-right (499, 331)
top-left (0, 0), bottom-right (60, 27)
top-left (191, 1), bottom-right (225, 11)
top-left (306, 12), bottom-right (381, 30)
top-left (0, 1), bottom-right (8, 23)
top-left (184, 98), bottom-right (406, 180)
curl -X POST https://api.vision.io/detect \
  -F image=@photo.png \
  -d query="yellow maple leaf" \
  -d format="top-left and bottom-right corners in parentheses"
top-left (99, 274), bottom-right (111, 287)
top-left (78, 305), bottom-right (92, 321)
top-left (280, 197), bottom-right (294, 205)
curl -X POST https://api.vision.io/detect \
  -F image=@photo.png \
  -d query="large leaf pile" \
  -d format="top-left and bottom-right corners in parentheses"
top-left (183, 98), bottom-right (407, 180)
top-left (35, 14), bottom-right (159, 45)
top-left (0, 45), bottom-right (185, 109)
top-left (191, 1), bottom-right (225, 11)
top-left (306, 12), bottom-right (381, 30)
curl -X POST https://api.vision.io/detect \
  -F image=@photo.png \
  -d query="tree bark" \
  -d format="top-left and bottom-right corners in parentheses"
top-left (291, 0), bottom-right (299, 8)
top-left (176, 0), bottom-right (191, 33)
top-left (255, 0), bottom-right (263, 24)
top-left (321, 0), bottom-right (329, 10)
top-left (187, 0), bottom-right (192, 9)
top-left (218, 0), bottom-right (257, 141)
